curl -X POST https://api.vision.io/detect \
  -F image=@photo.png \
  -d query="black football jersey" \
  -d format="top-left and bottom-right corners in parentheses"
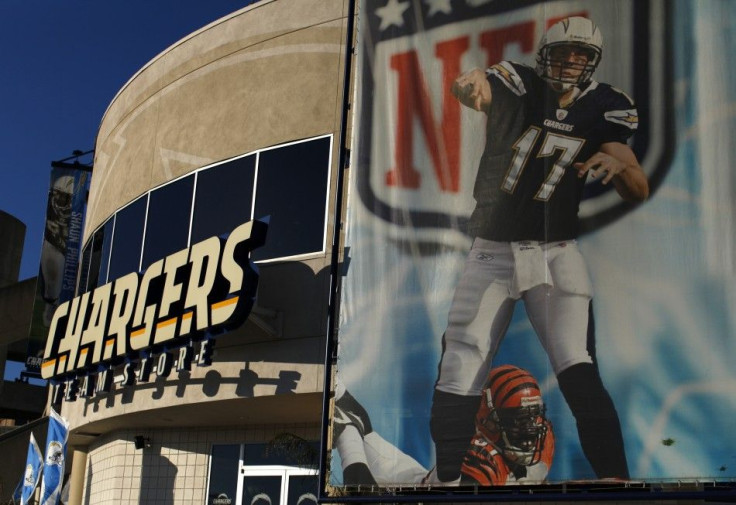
top-left (469, 61), bottom-right (638, 242)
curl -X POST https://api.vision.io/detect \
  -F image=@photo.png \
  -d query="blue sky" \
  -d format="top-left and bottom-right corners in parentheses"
top-left (0, 1), bottom-right (255, 282)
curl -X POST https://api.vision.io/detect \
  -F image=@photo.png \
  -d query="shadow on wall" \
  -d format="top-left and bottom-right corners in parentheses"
top-left (80, 366), bottom-right (302, 417)
top-left (251, 259), bottom-right (334, 343)
top-left (138, 444), bottom-right (176, 504)
top-left (83, 466), bottom-right (92, 505)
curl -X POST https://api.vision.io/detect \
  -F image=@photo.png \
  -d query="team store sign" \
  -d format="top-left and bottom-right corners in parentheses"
top-left (41, 219), bottom-right (267, 401)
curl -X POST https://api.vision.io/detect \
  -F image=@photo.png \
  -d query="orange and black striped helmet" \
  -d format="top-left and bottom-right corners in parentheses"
top-left (475, 365), bottom-right (549, 466)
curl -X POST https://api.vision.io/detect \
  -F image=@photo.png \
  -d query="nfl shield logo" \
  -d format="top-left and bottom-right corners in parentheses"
top-left (354, 0), bottom-right (673, 245)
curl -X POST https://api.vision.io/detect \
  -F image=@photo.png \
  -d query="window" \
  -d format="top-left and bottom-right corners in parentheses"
top-left (207, 444), bottom-right (241, 505)
top-left (85, 227), bottom-right (105, 291)
top-left (79, 135), bottom-right (333, 287)
top-left (285, 475), bottom-right (318, 505)
top-left (96, 218), bottom-right (115, 287)
top-left (107, 196), bottom-right (147, 281)
top-left (141, 175), bottom-right (194, 270)
top-left (191, 155), bottom-right (256, 243)
top-left (253, 136), bottom-right (331, 261)
top-left (77, 238), bottom-right (93, 294)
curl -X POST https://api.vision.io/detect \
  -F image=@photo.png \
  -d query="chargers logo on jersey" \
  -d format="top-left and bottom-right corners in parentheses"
top-left (604, 109), bottom-right (639, 129)
top-left (489, 62), bottom-right (527, 97)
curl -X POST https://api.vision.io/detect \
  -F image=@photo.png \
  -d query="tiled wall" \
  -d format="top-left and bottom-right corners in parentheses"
top-left (81, 424), bottom-right (319, 505)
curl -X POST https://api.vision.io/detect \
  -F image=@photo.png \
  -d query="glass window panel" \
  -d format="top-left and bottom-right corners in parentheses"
top-left (286, 475), bottom-right (318, 505)
top-left (243, 443), bottom-right (275, 466)
top-left (253, 137), bottom-right (331, 261)
top-left (107, 196), bottom-right (147, 280)
top-left (141, 175), bottom-right (194, 270)
top-left (244, 441), bottom-right (320, 467)
top-left (97, 217), bottom-right (115, 286)
top-left (191, 155), bottom-right (256, 244)
top-left (207, 444), bottom-right (240, 505)
top-left (85, 226), bottom-right (106, 292)
top-left (242, 476), bottom-right (281, 505)
top-left (77, 240), bottom-right (93, 295)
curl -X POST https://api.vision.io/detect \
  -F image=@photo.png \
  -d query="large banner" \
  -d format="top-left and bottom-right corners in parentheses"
top-left (27, 165), bottom-right (90, 374)
top-left (329, 0), bottom-right (736, 497)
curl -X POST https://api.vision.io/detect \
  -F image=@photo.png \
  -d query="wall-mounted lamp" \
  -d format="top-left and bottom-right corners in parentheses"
top-left (134, 436), bottom-right (151, 449)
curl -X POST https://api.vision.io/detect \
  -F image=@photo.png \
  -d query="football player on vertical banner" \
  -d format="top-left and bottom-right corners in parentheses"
top-left (429, 17), bottom-right (648, 484)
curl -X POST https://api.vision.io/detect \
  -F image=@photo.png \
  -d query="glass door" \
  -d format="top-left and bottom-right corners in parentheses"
top-left (284, 473), bottom-right (318, 505)
top-left (240, 470), bottom-right (282, 505)
top-left (239, 467), bottom-right (317, 505)
top-left (206, 442), bottom-right (319, 505)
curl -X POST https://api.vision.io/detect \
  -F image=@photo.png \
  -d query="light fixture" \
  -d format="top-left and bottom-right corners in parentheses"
top-left (134, 436), bottom-right (151, 449)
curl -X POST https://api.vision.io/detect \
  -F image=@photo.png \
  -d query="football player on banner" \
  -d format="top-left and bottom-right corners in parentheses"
top-left (430, 16), bottom-right (648, 484)
top-left (333, 365), bottom-right (553, 486)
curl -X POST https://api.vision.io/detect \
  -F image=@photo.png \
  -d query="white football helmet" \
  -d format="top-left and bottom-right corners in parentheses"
top-left (50, 175), bottom-right (74, 215)
top-left (535, 17), bottom-right (603, 92)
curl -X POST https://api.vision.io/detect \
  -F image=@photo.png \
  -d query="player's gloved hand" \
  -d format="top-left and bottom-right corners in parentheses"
top-left (460, 440), bottom-right (503, 486)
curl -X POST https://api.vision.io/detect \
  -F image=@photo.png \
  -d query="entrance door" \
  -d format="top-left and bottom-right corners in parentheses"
top-left (206, 442), bottom-right (319, 505)
top-left (239, 467), bottom-right (318, 505)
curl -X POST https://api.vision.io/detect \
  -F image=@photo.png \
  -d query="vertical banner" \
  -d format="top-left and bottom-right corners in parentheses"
top-left (39, 408), bottom-right (69, 505)
top-left (18, 432), bottom-right (44, 505)
top-left (27, 165), bottom-right (90, 374)
top-left (328, 0), bottom-right (736, 498)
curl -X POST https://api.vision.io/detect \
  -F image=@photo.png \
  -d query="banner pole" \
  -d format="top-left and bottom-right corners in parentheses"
top-left (319, 0), bottom-right (358, 500)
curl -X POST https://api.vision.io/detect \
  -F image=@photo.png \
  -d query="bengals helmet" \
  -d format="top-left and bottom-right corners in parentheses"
top-left (475, 365), bottom-right (549, 466)
top-left (535, 17), bottom-right (603, 91)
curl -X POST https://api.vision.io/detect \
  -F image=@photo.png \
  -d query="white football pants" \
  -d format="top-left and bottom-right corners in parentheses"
top-left (436, 238), bottom-right (594, 396)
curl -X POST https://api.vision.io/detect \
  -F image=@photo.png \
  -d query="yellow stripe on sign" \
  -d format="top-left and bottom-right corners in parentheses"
top-left (156, 317), bottom-right (178, 330)
top-left (211, 296), bottom-right (239, 310)
top-left (105, 339), bottom-right (115, 347)
top-left (42, 359), bottom-right (57, 369)
top-left (180, 311), bottom-right (193, 335)
top-left (131, 328), bottom-right (146, 338)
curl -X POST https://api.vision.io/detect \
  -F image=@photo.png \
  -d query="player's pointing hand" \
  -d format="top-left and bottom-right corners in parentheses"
top-left (452, 68), bottom-right (492, 112)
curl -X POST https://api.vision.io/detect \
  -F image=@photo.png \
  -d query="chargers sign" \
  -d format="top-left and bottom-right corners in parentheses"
top-left (41, 219), bottom-right (267, 398)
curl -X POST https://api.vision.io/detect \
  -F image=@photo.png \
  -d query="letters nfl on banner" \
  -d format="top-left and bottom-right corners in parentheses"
top-left (355, 0), bottom-right (672, 247)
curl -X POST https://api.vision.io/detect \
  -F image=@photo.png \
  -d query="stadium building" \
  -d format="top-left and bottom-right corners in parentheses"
top-left (4, 0), bottom-right (736, 504)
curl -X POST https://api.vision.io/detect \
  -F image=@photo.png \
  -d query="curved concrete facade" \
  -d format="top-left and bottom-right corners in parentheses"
top-left (58, 1), bottom-right (352, 503)
top-left (88, 0), bottom-right (349, 236)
